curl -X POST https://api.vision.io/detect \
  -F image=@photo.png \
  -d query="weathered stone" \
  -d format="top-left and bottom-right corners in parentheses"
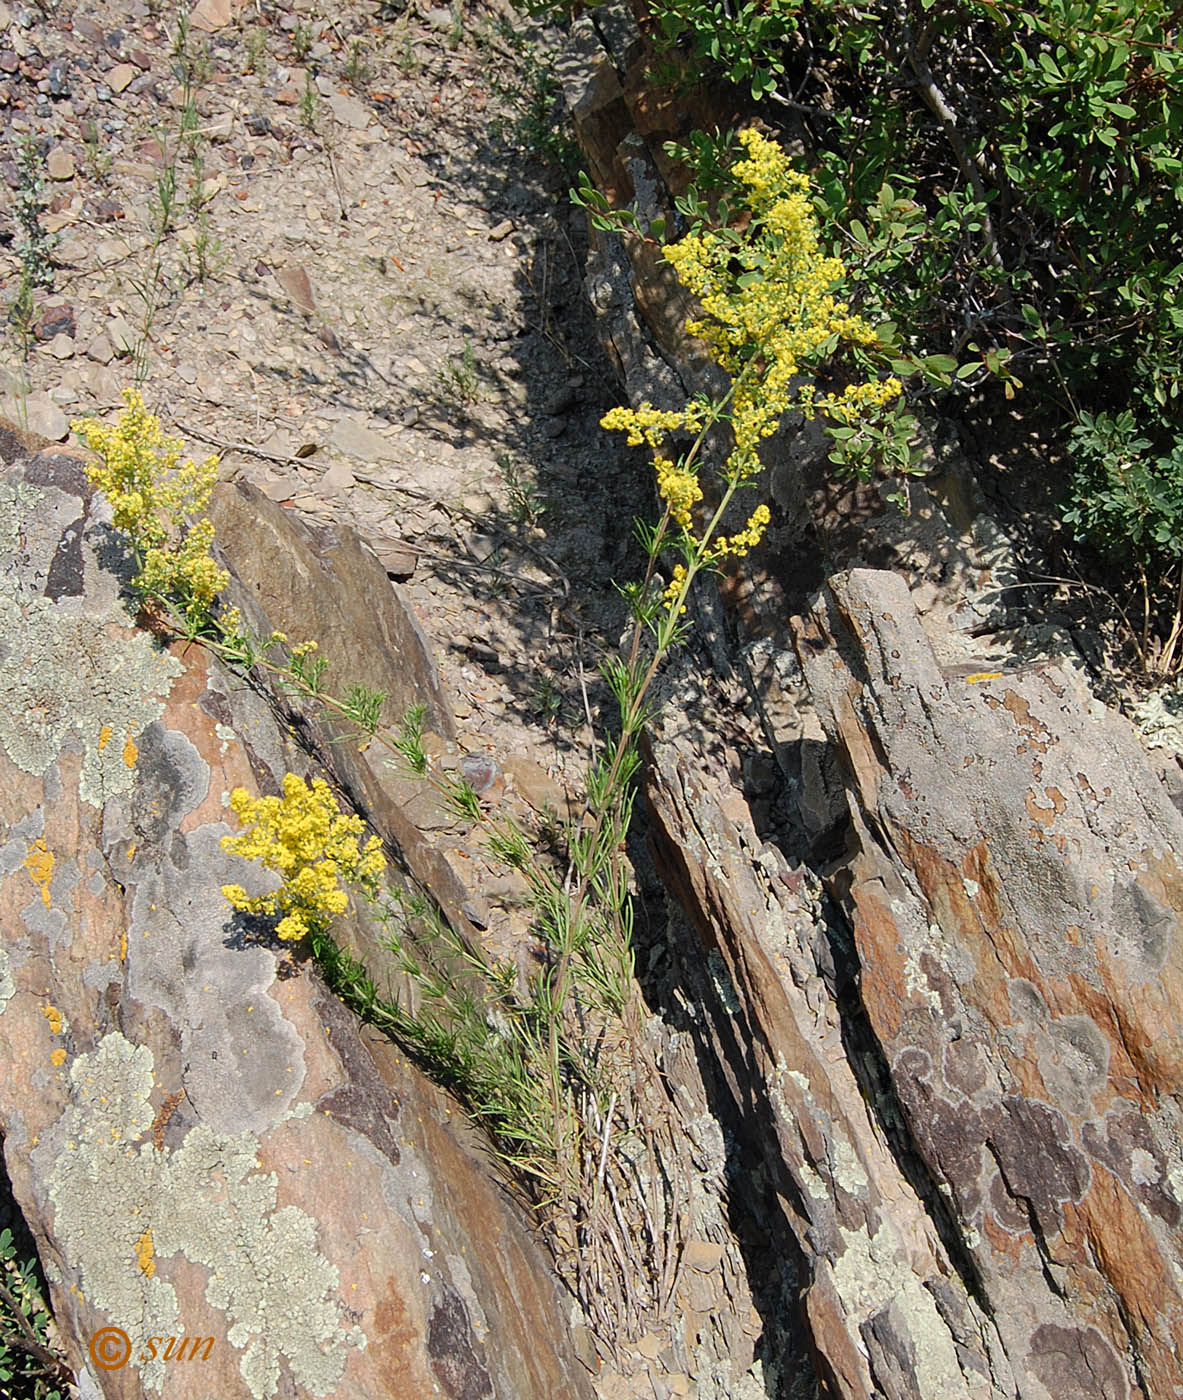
top-left (0, 392), bottom-right (67, 440)
top-left (46, 146), bottom-right (74, 180)
top-left (189, 0), bottom-right (234, 31)
top-left (35, 302), bottom-right (74, 341)
top-left (274, 262), bottom-right (316, 313)
top-left (329, 417), bottom-right (400, 462)
top-left (795, 568), bottom-right (1183, 1398)
top-left (105, 314), bottom-right (136, 357)
top-left (367, 535), bottom-right (418, 580)
top-left (317, 457), bottom-right (355, 495)
top-left (105, 62), bottom-right (135, 93)
top-left (326, 89), bottom-right (373, 130)
top-left (0, 450), bottom-right (594, 1400)
top-left (81, 365), bottom-right (126, 407)
top-left (503, 756), bottom-right (576, 822)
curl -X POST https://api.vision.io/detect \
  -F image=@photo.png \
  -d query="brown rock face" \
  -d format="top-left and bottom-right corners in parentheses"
top-left (0, 450), bottom-right (592, 1400)
top-left (206, 480), bottom-right (483, 947)
top-left (645, 732), bottom-right (998, 1400)
top-left (206, 479), bottom-right (454, 741)
top-left (644, 566), bottom-right (1183, 1399)
top-left (797, 569), bottom-right (1183, 1399)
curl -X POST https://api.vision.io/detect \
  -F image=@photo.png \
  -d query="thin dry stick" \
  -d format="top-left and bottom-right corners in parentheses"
top-left (325, 142), bottom-right (349, 221)
top-left (603, 1170), bottom-right (646, 1317)
top-left (0, 1279), bottom-right (66, 1376)
top-left (905, 48), bottom-right (1004, 271)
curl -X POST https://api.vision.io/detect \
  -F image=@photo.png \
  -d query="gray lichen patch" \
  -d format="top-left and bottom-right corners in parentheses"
top-left (830, 1218), bottom-right (972, 1400)
top-left (0, 592), bottom-right (181, 807)
top-left (0, 947), bottom-right (14, 1013)
top-left (0, 478), bottom-right (182, 807)
top-left (44, 1032), bottom-right (364, 1398)
top-left (126, 826), bottom-right (306, 1137)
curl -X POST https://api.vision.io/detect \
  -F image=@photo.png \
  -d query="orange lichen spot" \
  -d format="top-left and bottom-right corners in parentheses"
top-left (135, 1228), bottom-right (155, 1278)
top-left (120, 932), bottom-right (128, 962)
top-left (98, 724), bottom-right (114, 752)
top-left (965, 671), bottom-right (1003, 684)
top-left (25, 840), bottom-right (54, 907)
top-left (123, 736), bottom-right (139, 768)
top-left (43, 1004), bottom-right (64, 1035)
top-left (50, 1048), bottom-right (67, 1067)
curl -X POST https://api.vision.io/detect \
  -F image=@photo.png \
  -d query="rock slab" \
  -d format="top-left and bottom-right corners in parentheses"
top-left (0, 446), bottom-right (592, 1400)
top-left (796, 568), bottom-right (1183, 1399)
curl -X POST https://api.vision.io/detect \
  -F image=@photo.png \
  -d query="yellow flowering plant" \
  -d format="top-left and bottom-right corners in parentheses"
top-left (78, 139), bottom-right (918, 1336)
top-left (221, 773), bottom-right (386, 942)
top-left (72, 389), bottom-right (229, 631)
top-left (600, 129), bottom-right (903, 635)
top-left (593, 129), bottom-right (903, 696)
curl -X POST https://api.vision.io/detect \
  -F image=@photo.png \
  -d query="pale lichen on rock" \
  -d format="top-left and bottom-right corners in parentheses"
top-left (43, 1032), bottom-right (364, 1398)
top-left (0, 479), bottom-right (181, 806)
top-left (829, 1217), bottom-right (973, 1400)
top-left (0, 947), bottom-right (14, 1014)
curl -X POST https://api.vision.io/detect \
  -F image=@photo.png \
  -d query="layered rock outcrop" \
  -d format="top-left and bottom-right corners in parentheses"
top-left (0, 438), bottom-right (592, 1400)
top-left (798, 568), bottom-right (1183, 1399)
top-left (644, 570), bottom-right (1183, 1399)
top-left (564, 15), bottom-right (1183, 1393)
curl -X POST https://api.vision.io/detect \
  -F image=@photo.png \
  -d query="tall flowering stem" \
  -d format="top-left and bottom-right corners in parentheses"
top-left (544, 128), bottom-right (904, 1170)
top-left (78, 137), bottom-right (908, 1334)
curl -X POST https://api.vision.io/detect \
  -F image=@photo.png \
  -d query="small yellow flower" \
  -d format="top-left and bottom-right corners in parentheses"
top-left (221, 773), bottom-right (386, 942)
top-left (663, 564), bottom-right (689, 613)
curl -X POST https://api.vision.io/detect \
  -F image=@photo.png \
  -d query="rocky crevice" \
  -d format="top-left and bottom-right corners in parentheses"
top-left (562, 8), bottom-right (1183, 1396)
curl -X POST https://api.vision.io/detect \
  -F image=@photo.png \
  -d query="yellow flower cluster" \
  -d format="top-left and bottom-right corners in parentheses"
top-left (654, 456), bottom-right (703, 531)
top-left (72, 390), bottom-right (229, 627)
top-left (661, 128), bottom-right (899, 480)
top-left (709, 503), bottom-right (772, 561)
top-left (797, 376), bottom-right (904, 423)
top-left (601, 128), bottom-right (904, 616)
top-left (663, 563), bottom-right (689, 613)
top-left (600, 402), bottom-right (698, 449)
top-left (220, 773), bottom-right (386, 942)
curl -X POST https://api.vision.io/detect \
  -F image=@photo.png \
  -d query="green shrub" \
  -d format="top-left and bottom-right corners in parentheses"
top-left (0, 1225), bottom-right (67, 1400)
top-left (1064, 411), bottom-right (1183, 673)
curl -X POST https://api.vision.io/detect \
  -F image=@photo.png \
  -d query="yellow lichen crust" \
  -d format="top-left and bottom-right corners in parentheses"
top-left (44, 1033), bottom-right (364, 1397)
top-left (221, 774), bottom-right (386, 942)
top-left (72, 390), bottom-right (228, 629)
top-left (135, 1228), bottom-right (156, 1278)
top-left (24, 839), bottom-right (54, 908)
